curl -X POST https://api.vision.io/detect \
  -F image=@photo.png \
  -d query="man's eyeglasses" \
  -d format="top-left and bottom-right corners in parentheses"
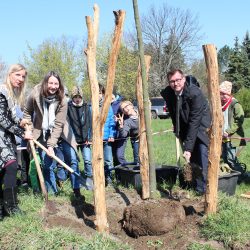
top-left (169, 77), bottom-right (183, 84)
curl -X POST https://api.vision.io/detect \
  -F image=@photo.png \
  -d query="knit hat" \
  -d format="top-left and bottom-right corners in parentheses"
top-left (71, 86), bottom-right (83, 98)
top-left (219, 81), bottom-right (232, 95)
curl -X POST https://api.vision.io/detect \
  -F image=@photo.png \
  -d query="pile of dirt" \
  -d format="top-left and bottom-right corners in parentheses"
top-left (41, 187), bottom-right (226, 249)
top-left (122, 199), bottom-right (186, 237)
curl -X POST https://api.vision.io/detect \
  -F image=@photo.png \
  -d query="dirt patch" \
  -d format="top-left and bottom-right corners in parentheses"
top-left (40, 187), bottom-right (226, 249)
top-left (122, 199), bottom-right (185, 237)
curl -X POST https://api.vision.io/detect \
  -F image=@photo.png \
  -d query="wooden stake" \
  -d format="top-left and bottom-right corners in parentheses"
top-left (136, 55), bottom-right (151, 199)
top-left (85, 5), bottom-right (125, 233)
top-left (132, 0), bottom-right (157, 198)
top-left (25, 124), bottom-right (48, 201)
top-left (203, 44), bottom-right (223, 214)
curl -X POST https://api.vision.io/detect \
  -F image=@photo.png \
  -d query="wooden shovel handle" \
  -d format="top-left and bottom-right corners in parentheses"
top-left (32, 139), bottom-right (74, 174)
top-left (175, 137), bottom-right (181, 167)
top-left (25, 124), bottom-right (48, 201)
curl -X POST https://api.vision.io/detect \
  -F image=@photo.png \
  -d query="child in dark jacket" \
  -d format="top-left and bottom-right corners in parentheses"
top-left (67, 86), bottom-right (93, 190)
top-left (115, 100), bottom-right (139, 165)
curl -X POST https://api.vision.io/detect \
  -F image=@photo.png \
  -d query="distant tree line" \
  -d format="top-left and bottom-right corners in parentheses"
top-left (0, 2), bottom-right (249, 116)
top-left (218, 31), bottom-right (250, 116)
top-left (218, 32), bottom-right (250, 92)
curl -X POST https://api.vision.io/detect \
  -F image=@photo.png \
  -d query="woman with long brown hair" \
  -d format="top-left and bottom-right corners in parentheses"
top-left (23, 71), bottom-right (81, 197)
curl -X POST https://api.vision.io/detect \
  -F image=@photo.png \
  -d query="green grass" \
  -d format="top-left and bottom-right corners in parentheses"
top-left (0, 189), bottom-right (130, 250)
top-left (201, 193), bottom-right (250, 249)
top-left (0, 118), bottom-right (249, 249)
top-left (187, 242), bottom-right (216, 250)
top-left (125, 118), bottom-right (177, 165)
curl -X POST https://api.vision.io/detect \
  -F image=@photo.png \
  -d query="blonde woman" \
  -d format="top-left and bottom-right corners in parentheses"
top-left (0, 64), bottom-right (32, 219)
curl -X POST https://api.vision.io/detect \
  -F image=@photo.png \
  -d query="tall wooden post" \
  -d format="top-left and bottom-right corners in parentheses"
top-left (203, 44), bottom-right (223, 214)
top-left (132, 0), bottom-right (157, 197)
top-left (85, 4), bottom-right (125, 232)
top-left (136, 55), bottom-right (151, 199)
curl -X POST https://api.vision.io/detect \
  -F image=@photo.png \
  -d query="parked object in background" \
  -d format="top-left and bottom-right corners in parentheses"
top-left (133, 97), bottom-right (169, 119)
top-left (150, 97), bottom-right (169, 119)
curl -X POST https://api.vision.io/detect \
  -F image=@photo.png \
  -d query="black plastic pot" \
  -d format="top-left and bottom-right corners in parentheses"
top-left (115, 165), bottom-right (179, 189)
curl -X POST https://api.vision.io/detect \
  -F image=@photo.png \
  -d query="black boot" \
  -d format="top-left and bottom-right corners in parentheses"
top-left (0, 199), bottom-right (3, 221)
top-left (3, 187), bottom-right (23, 216)
top-left (73, 188), bottom-right (85, 202)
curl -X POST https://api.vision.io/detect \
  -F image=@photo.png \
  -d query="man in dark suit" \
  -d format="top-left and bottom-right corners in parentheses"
top-left (161, 69), bottom-right (211, 194)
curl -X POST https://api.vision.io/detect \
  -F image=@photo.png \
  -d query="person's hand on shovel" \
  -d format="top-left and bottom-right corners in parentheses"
top-left (183, 151), bottom-right (191, 163)
top-left (24, 130), bottom-right (33, 140)
top-left (20, 118), bottom-right (32, 128)
top-left (23, 123), bottom-right (33, 140)
top-left (47, 146), bottom-right (55, 157)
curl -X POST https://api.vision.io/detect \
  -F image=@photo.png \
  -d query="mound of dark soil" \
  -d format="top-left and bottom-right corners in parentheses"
top-left (122, 199), bottom-right (186, 237)
top-left (40, 188), bottom-right (227, 249)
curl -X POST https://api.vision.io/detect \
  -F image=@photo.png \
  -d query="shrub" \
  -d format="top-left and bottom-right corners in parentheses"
top-left (235, 87), bottom-right (250, 117)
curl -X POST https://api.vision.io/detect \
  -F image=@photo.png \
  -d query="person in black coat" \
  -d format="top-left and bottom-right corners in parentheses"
top-left (161, 69), bottom-right (211, 194)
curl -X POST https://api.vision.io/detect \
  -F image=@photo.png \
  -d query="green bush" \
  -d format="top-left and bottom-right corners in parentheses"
top-left (235, 87), bottom-right (250, 117)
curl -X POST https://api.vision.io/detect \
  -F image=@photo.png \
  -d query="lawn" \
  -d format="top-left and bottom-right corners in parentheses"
top-left (0, 118), bottom-right (249, 249)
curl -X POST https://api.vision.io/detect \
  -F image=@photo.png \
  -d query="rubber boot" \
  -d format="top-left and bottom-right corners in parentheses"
top-left (0, 199), bottom-right (3, 221)
top-left (73, 188), bottom-right (85, 202)
top-left (3, 187), bottom-right (23, 216)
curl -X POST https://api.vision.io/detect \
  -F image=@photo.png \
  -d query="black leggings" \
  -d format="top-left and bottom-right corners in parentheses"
top-left (0, 161), bottom-right (18, 191)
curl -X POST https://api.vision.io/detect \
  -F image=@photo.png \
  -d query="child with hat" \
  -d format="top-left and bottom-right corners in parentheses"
top-left (219, 81), bottom-right (246, 175)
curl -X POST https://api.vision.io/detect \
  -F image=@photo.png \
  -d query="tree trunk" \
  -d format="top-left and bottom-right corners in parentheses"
top-left (132, 0), bottom-right (156, 197)
top-left (85, 5), bottom-right (108, 233)
top-left (203, 44), bottom-right (223, 214)
top-left (100, 10), bottom-right (126, 126)
top-left (85, 4), bottom-right (125, 232)
top-left (136, 55), bottom-right (151, 199)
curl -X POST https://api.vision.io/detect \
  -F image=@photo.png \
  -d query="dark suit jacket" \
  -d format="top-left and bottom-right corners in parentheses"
top-left (161, 83), bottom-right (211, 152)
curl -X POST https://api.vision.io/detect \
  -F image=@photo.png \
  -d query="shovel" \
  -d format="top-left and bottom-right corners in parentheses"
top-left (175, 137), bottom-right (194, 182)
top-left (32, 139), bottom-right (86, 186)
top-left (25, 125), bottom-right (48, 201)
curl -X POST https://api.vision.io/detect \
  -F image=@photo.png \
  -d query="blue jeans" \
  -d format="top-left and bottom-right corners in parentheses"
top-left (222, 141), bottom-right (244, 173)
top-left (56, 149), bottom-right (68, 181)
top-left (78, 144), bottom-right (92, 177)
top-left (116, 138), bottom-right (139, 165)
top-left (103, 141), bottom-right (113, 180)
top-left (57, 140), bottom-right (80, 190)
top-left (39, 140), bottom-right (80, 194)
top-left (38, 148), bottom-right (58, 194)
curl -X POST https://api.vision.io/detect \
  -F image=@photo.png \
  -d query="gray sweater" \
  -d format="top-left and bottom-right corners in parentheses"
top-left (118, 116), bottom-right (139, 139)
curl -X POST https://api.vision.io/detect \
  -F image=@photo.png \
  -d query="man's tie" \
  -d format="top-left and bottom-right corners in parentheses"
top-left (176, 95), bottom-right (180, 138)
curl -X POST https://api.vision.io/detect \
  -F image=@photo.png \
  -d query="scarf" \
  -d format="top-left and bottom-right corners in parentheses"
top-left (222, 96), bottom-right (232, 111)
top-left (42, 96), bottom-right (56, 139)
top-left (72, 100), bottom-right (83, 107)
